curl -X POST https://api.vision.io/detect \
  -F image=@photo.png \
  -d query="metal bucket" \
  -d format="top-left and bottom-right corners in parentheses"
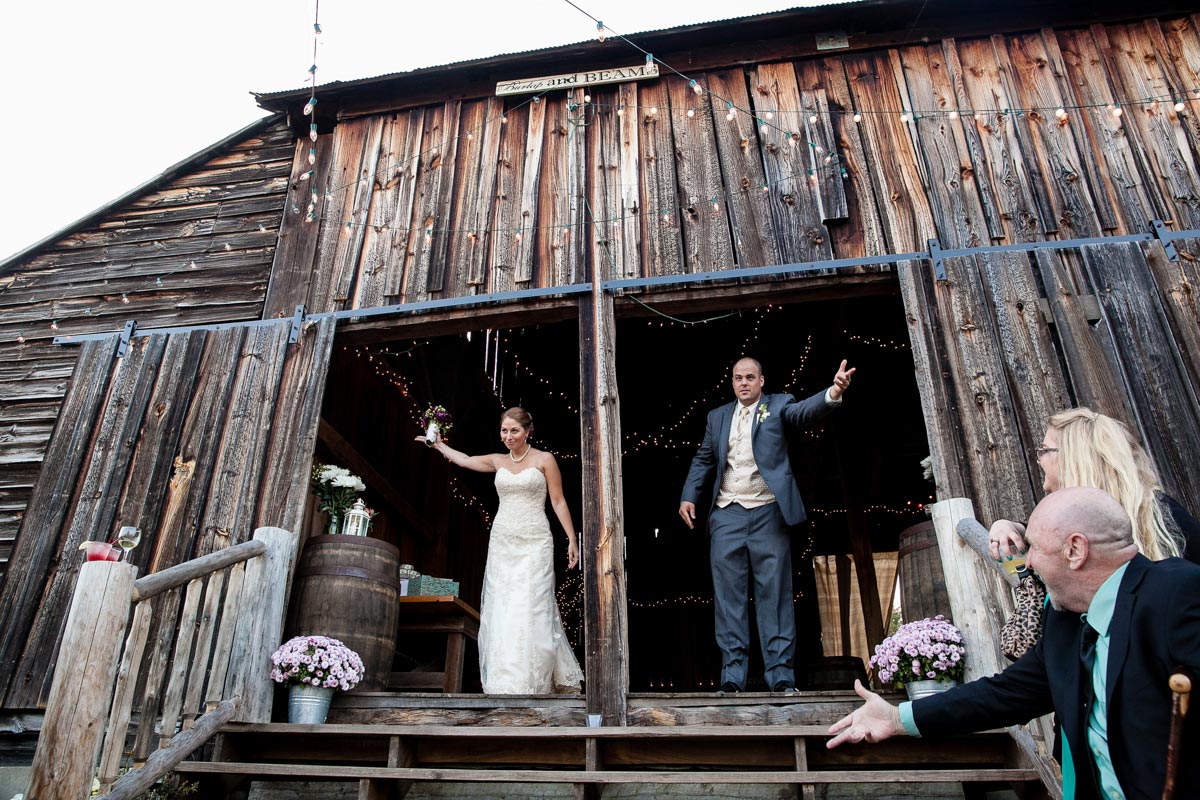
top-left (288, 684), bottom-right (334, 723)
top-left (904, 679), bottom-right (958, 701)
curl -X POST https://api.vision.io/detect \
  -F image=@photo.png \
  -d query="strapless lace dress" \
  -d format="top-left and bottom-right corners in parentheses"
top-left (478, 467), bottom-right (584, 694)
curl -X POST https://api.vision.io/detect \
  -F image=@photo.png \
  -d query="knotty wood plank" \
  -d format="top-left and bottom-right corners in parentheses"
top-left (490, 102), bottom-right (535, 291)
top-left (1056, 27), bottom-right (1168, 229)
top-left (182, 570), bottom-right (225, 727)
top-left (255, 316), bottom-right (337, 536)
top-left (445, 97), bottom-right (503, 295)
top-left (193, 321), bottom-right (290, 559)
top-left (361, 109), bottom-right (424, 308)
top-left (841, 50), bottom-right (936, 252)
top-left (795, 58), bottom-right (889, 259)
top-left (750, 63), bottom-right (834, 264)
top-left (204, 561), bottom-right (247, 712)
top-left (98, 599), bottom-right (153, 789)
top-left (1081, 242), bottom-right (1200, 500)
top-left (900, 44), bottom-right (990, 251)
top-left (28, 562), bottom-right (135, 799)
top-left (705, 69), bottom-right (781, 268)
top-left (158, 576), bottom-right (204, 747)
top-left (635, 80), bottom-right (683, 278)
top-left (586, 86), bottom-right (640, 281)
top-left (402, 102), bottom-right (461, 301)
top-left (11, 333), bottom-right (166, 707)
top-left (537, 95), bottom-right (587, 287)
top-left (322, 117), bottom-right (386, 312)
top-left (950, 38), bottom-right (1046, 241)
top-left (259, 134), bottom-right (336, 319)
top-left (669, 75), bottom-right (736, 274)
top-left (225, 527), bottom-right (298, 722)
top-left (800, 87), bottom-right (849, 224)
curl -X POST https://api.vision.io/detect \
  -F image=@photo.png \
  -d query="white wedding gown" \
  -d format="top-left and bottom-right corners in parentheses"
top-left (478, 467), bottom-right (584, 694)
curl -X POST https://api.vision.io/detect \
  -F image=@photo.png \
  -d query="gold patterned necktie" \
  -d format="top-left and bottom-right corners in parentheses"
top-left (737, 406), bottom-right (750, 437)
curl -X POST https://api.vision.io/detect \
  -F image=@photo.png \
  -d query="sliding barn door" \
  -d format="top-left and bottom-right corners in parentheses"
top-left (0, 317), bottom-right (336, 708)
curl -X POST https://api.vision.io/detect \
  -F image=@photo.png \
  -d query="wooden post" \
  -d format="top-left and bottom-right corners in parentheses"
top-left (28, 561), bottom-right (136, 800)
top-left (578, 286), bottom-right (629, 725)
top-left (930, 498), bottom-right (1061, 799)
top-left (225, 526), bottom-right (299, 722)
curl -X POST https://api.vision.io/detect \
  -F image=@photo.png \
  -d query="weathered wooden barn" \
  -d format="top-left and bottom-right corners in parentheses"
top-left (2, 0), bottom-right (1199, 796)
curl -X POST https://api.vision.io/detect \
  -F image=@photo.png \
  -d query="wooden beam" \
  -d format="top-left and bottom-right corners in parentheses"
top-left (131, 539), bottom-right (264, 602)
top-left (318, 417), bottom-right (432, 540)
top-left (578, 288), bottom-right (629, 726)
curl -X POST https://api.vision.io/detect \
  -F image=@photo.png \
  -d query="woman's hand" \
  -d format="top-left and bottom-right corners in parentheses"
top-left (988, 519), bottom-right (1027, 561)
top-left (567, 539), bottom-right (579, 570)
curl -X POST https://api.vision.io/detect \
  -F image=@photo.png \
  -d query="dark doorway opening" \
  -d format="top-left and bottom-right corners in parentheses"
top-left (618, 291), bottom-right (930, 692)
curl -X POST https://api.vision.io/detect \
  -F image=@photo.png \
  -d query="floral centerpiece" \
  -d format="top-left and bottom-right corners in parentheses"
top-left (311, 463), bottom-right (365, 533)
top-left (869, 615), bottom-right (965, 699)
top-left (271, 635), bottom-right (365, 723)
top-left (421, 403), bottom-right (453, 444)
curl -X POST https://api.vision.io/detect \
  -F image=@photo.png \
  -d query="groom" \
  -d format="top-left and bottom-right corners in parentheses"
top-left (679, 357), bottom-right (855, 693)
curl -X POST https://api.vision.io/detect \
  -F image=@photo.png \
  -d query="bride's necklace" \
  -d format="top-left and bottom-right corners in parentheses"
top-left (510, 445), bottom-right (532, 463)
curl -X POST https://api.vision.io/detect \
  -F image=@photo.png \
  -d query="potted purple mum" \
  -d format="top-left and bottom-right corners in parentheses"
top-left (869, 615), bottom-right (966, 701)
top-left (271, 635), bottom-right (365, 723)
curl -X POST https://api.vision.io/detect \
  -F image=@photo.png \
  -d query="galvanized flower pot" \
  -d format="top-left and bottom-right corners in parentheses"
top-left (288, 684), bottom-right (334, 723)
top-left (904, 679), bottom-right (958, 701)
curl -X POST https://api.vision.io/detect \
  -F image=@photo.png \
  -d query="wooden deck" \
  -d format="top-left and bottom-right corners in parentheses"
top-left (169, 692), bottom-right (1050, 798)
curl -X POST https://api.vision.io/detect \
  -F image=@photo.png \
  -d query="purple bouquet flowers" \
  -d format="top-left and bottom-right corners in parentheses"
top-left (270, 635), bottom-right (365, 692)
top-left (869, 615), bottom-right (965, 689)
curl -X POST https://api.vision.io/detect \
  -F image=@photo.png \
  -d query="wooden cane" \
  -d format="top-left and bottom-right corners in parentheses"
top-left (1162, 672), bottom-right (1192, 800)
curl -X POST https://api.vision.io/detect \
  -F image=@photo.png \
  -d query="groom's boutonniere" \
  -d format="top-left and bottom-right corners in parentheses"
top-left (756, 402), bottom-right (770, 424)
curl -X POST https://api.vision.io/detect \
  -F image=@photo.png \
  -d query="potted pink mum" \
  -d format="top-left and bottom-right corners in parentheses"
top-left (869, 615), bottom-right (965, 700)
top-left (271, 635), bottom-right (365, 723)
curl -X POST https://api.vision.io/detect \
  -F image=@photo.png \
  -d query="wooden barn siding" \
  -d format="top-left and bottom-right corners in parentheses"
top-left (0, 120), bottom-right (296, 581)
top-left (0, 317), bottom-right (335, 708)
top-left (263, 15), bottom-right (1200, 522)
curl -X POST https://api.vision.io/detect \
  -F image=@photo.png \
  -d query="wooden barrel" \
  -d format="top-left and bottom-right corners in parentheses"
top-left (288, 535), bottom-right (401, 692)
top-left (802, 656), bottom-right (868, 690)
top-left (898, 521), bottom-right (953, 623)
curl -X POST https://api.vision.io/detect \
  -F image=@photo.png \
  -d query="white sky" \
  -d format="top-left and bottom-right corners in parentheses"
top-left (2, 0), bottom-right (855, 262)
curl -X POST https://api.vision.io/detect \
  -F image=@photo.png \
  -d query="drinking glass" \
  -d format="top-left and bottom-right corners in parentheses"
top-left (116, 526), bottom-right (142, 559)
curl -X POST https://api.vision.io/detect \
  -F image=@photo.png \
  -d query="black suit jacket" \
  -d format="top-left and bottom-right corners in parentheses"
top-left (912, 554), bottom-right (1200, 800)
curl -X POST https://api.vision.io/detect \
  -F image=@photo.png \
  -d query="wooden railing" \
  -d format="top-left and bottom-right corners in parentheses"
top-left (26, 526), bottom-right (297, 800)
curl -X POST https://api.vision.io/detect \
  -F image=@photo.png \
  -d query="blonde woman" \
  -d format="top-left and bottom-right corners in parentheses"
top-left (989, 407), bottom-right (1199, 564)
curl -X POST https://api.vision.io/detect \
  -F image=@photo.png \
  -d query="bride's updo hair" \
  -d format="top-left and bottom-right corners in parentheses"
top-left (501, 406), bottom-right (534, 434)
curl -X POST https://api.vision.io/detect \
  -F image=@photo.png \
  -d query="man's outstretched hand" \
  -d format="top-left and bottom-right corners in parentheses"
top-left (826, 680), bottom-right (905, 749)
top-left (829, 359), bottom-right (856, 402)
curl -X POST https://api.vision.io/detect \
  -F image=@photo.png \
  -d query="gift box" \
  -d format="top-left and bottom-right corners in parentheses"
top-left (408, 575), bottom-right (460, 597)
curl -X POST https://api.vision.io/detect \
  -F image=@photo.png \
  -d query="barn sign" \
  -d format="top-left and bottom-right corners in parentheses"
top-left (495, 61), bottom-right (659, 96)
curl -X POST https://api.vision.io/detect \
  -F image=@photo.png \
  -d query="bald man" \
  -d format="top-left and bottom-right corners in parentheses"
top-left (827, 487), bottom-right (1200, 800)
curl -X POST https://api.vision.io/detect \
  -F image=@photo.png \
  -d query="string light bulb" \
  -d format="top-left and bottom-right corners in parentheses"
top-left (948, 110), bottom-right (958, 120)
top-left (120, 293), bottom-right (130, 304)
top-left (1055, 107), bottom-right (1067, 119)
top-left (310, 124), bottom-right (318, 142)
top-left (1175, 100), bottom-right (1186, 112)
top-left (15, 333), bottom-right (25, 344)
top-left (687, 108), bottom-right (695, 118)
top-left (765, 111), bottom-right (774, 120)
top-left (808, 113), bottom-right (818, 123)
top-left (899, 112), bottom-right (910, 122)
top-left (596, 21), bottom-right (606, 42)
top-left (853, 112), bottom-right (862, 122)
top-left (303, 97), bottom-right (317, 116)
top-left (50, 320), bottom-right (58, 332)
top-left (649, 106), bottom-right (658, 115)
top-left (308, 147), bottom-right (316, 165)
top-left (690, 79), bottom-right (702, 95)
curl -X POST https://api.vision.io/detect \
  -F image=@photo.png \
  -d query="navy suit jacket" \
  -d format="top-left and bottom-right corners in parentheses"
top-left (912, 554), bottom-right (1200, 800)
top-left (680, 391), bottom-right (835, 527)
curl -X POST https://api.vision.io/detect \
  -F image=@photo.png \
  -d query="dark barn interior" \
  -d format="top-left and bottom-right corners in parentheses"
top-left (313, 288), bottom-right (930, 693)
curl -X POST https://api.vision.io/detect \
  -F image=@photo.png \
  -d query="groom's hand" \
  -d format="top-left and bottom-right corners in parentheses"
top-left (678, 501), bottom-right (696, 529)
top-left (829, 359), bottom-right (856, 401)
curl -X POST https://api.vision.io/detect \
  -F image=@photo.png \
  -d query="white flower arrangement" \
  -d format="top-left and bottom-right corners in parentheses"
top-left (310, 463), bottom-right (366, 518)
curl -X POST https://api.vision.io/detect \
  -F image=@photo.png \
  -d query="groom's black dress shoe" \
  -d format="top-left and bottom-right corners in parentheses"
top-left (718, 682), bottom-right (741, 694)
top-left (771, 681), bottom-right (796, 693)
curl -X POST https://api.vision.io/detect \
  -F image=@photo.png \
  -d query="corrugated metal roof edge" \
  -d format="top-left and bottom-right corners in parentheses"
top-left (252, 2), bottom-right (859, 102)
top-left (1, 113), bottom-right (287, 274)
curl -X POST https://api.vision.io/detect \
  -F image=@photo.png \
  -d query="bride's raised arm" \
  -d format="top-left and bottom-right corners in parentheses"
top-left (419, 435), bottom-right (498, 473)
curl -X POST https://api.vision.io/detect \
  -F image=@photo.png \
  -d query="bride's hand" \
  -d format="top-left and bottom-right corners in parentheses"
top-left (567, 539), bottom-right (579, 570)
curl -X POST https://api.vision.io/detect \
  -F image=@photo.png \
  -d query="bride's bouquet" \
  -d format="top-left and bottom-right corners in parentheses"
top-left (421, 404), bottom-right (453, 445)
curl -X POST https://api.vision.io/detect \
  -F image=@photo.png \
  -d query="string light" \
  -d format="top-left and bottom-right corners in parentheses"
top-left (595, 20), bottom-right (606, 42)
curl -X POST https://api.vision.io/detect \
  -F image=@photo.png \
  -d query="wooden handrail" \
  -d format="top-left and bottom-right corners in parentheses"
top-left (98, 697), bottom-right (239, 800)
top-left (132, 539), bottom-right (266, 602)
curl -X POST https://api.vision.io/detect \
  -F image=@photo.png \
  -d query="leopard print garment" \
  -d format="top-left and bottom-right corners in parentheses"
top-left (1000, 574), bottom-right (1047, 661)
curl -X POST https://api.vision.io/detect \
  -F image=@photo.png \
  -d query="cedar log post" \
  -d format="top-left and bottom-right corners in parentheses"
top-left (578, 286), bottom-right (629, 725)
top-left (28, 561), bottom-right (136, 800)
top-left (930, 498), bottom-right (1062, 799)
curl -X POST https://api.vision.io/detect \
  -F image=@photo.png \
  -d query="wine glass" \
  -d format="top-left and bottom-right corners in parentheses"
top-left (116, 526), bottom-right (142, 559)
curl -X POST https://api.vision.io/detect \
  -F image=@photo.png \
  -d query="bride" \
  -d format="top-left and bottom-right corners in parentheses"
top-left (420, 407), bottom-right (583, 694)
